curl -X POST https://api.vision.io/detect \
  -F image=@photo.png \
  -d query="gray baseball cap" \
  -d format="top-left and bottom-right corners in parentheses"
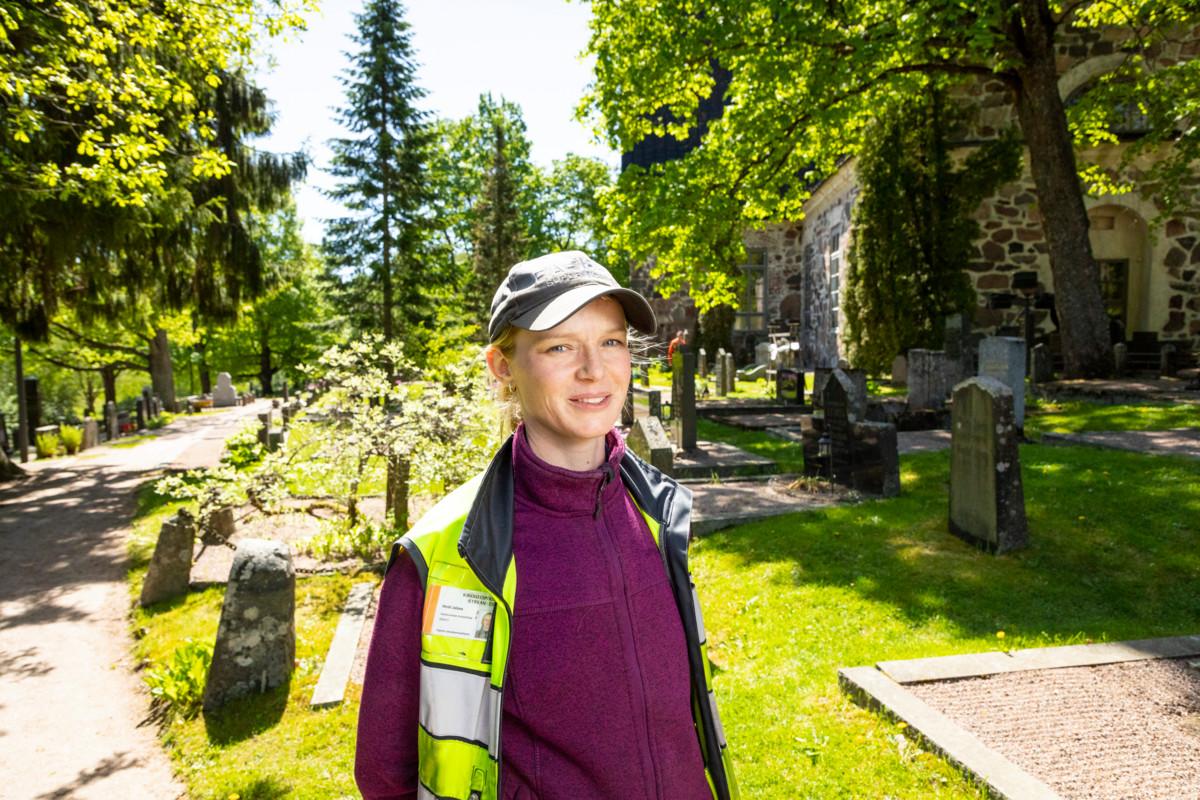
top-left (487, 251), bottom-right (657, 341)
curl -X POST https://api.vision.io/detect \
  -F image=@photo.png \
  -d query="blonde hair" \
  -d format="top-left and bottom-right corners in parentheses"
top-left (485, 318), bottom-right (654, 441)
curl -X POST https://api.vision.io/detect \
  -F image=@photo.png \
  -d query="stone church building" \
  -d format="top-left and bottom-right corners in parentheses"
top-left (631, 27), bottom-right (1200, 370)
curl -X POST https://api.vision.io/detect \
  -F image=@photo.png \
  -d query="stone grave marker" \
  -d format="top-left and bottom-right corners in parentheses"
top-left (257, 412), bottom-right (271, 448)
top-left (135, 398), bottom-right (146, 430)
top-left (891, 354), bottom-right (908, 386)
top-left (203, 539), bottom-right (296, 712)
top-left (850, 420), bottom-right (900, 497)
top-left (672, 349), bottom-right (697, 451)
top-left (714, 350), bottom-right (728, 397)
top-left (105, 401), bottom-right (119, 441)
top-left (142, 387), bottom-right (154, 419)
top-left (621, 379), bottom-right (634, 427)
top-left (907, 349), bottom-right (955, 410)
top-left (776, 367), bottom-right (804, 405)
top-left (213, 372), bottom-right (238, 407)
top-left (698, 347), bottom-right (708, 379)
top-left (755, 341), bottom-right (772, 366)
top-left (724, 352), bottom-right (736, 395)
top-left (978, 336), bottom-right (1026, 428)
top-left (823, 370), bottom-right (855, 484)
top-left (82, 418), bottom-right (98, 450)
top-left (281, 403), bottom-right (292, 430)
top-left (199, 505), bottom-right (236, 547)
top-left (1161, 344), bottom-right (1177, 377)
top-left (627, 415), bottom-right (673, 476)
top-left (282, 380), bottom-right (289, 402)
top-left (1113, 342), bottom-right (1128, 377)
top-left (140, 509), bottom-right (196, 606)
top-left (949, 377), bottom-right (1028, 554)
top-left (1031, 343), bottom-right (1053, 384)
top-left (843, 368), bottom-right (868, 420)
top-left (647, 391), bottom-right (662, 421)
top-left (812, 367), bottom-right (832, 411)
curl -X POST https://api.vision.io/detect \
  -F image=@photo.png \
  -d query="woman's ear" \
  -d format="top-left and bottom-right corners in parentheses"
top-left (485, 345), bottom-right (513, 384)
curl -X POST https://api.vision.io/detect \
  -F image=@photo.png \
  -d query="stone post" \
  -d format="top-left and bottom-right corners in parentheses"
top-left (202, 539), bottom-right (295, 712)
top-left (135, 398), bottom-right (146, 431)
top-left (81, 418), bottom-right (98, 451)
top-left (724, 352), bottom-right (736, 395)
top-left (698, 348), bottom-right (708, 379)
top-left (1030, 343), bottom-right (1054, 384)
top-left (1160, 344), bottom-right (1177, 377)
top-left (1113, 342), bottom-right (1128, 377)
top-left (621, 379), bottom-right (635, 427)
top-left (628, 416), bottom-right (673, 476)
top-left (257, 412), bottom-right (270, 448)
top-left (105, 401), bottom-right (119, 441)
top-left (671, 349), bottom-right (697, 451)
top-left (140, 510), bottom-right (196, 606)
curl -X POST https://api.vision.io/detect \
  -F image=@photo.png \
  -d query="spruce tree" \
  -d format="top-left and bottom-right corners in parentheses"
top-left (468, 117), bottom-right (530, 327)
top-left (325, 0), bottom-right (436, 342)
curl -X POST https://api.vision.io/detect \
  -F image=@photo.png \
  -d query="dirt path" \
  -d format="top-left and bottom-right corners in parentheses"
top-left (0, 403), bottom-right (264, 800)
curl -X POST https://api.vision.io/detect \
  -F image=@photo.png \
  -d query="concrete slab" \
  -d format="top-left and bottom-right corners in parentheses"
top-left (879, 634), bottom-right (1200, 684)
top-left (311, 581), bottom-right (376, 709)
top-left (706, 411), bottom-right (810, 430)
top-left (838, 667), bottom-right (1062, 800)
top-left (673, 440), bottom-right (777, 479)
top-left (688, 478), bottom-right (844, 536)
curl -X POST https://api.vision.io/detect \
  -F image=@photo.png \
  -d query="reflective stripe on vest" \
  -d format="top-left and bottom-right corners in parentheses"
top-left (399, 485), bottom-right (736, 800)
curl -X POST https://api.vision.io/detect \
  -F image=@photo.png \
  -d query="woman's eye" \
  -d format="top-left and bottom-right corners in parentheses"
top-left (604, 338), bottom-right (627, 347)
top-left (547, 344), bottom-right (569, 353)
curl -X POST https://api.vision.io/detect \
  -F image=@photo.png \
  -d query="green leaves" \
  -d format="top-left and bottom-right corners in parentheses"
top-left (144, 639), bottom-right (213, 720)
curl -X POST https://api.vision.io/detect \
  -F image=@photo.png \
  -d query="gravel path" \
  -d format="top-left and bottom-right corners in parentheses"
top-left (909, 657), bottom-right (1200, 799)
top-left (0, 403), bottom-right (263, 800)
top-left (1042, 428), bottom-right (1200, 460)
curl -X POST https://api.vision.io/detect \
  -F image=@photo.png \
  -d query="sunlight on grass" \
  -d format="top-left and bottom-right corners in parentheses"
top-left (1026, 400), bottom-right (1199, 434)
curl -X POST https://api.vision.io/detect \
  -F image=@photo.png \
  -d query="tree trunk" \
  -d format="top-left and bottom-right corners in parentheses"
top-left (14, 336), bottom-right (28, 463)
top-left (80, 372), bottom-right (98, 418)
top-left (148, 327), bottom-right (178, 411)
top-left (386, 455), bottom-right (411, 532)
top-left (1011, 0), bottom-right (1112, 377)
top-left (100, 365), bottom-right (117, 407)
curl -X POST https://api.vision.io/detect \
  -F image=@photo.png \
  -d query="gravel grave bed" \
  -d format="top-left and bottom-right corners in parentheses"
top-left (907, 657), bottom-right (1200, 799)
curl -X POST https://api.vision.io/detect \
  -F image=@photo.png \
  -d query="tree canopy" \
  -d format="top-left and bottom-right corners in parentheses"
top-left (585, 0), bottom-right (1200, 376)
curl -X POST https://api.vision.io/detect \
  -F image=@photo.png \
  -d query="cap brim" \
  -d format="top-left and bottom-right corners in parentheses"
top-left (511, 284), bottom-right (657, 336)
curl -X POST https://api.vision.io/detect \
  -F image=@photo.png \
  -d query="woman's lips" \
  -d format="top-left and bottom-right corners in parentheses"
top-left (569, 394), bottom-right (611, 409)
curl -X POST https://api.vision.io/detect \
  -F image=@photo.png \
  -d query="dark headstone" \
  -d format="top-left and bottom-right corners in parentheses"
top-left (776, 368), bottom-right (804, 405)
top-left (949, 377), bottom-right (1028, 554)
top-left (142, 387), bottom-right (154, 419)
top-left (812, 367), bottom-right (832, 410)
top-left (671, 349), bottom-right (697, 451)
top-left (621, 380), bottom-right (635, 427)
top-left (627, 416), bottom-right (673, 476)
top-left (281, 403), bottom-right (292, 431)
top-left (823, 370), bottom-right (854, 484)
top-left (203, 539), bottom-right (296, 712)
top-left (282, 380), bottom-right (289, 402)
top-left (140, 509), bottom-right (196, 606)
top-left (647, 391), bottom-right (662, 421)
top-left (850, 421), bottom-right (900, 497)
top-left (907, 349), bottom-right (955, 411)
top-left (978, 336), bottom-right (1026, 428)
top-left (257, 412), bottom-right (270, 448)
top-left (1113, 343), bottom-right (1128, 377)
top-left (1161, 344), bottom-right (1177, 377)
top-left (135, 398), bottom-right (146, 430)
top-left (1030, 343), bottom-right (1054, 384)
top-left (267, 429), bottom-right (285, 452)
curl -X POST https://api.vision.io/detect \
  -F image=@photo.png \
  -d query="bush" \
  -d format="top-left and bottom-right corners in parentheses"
top-left (59, 424), bottom-right (83, 454)
top-left (144, 639), bottom-right (212, 720)
top-left (147, 411), bottom-right (174, 430)
top-left (221, 419), bottom-right (265, 469)
top-left (35, 431), bottom-right (61, 459)
top-left (303, 517), bottom-right (393, 562)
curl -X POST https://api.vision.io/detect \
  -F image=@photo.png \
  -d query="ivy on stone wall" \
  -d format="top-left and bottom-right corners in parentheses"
top-left (844, 86), bottom-right (1021, 374)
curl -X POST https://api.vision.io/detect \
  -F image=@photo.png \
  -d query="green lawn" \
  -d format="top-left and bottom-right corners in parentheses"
top-left (129, 425), bottom-right (1200, 797)
top-left (1025, 399), bottom-right (1200, 434)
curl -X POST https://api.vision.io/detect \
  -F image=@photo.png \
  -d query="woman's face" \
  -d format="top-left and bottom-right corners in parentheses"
top-left (490, 296), bottom-right (631, 464)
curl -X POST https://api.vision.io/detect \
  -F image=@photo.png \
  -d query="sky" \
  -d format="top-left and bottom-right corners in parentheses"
top-left (254, 0), bottom-right (616, 243)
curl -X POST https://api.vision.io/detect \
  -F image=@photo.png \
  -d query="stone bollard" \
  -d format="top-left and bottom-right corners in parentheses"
top-left (281, 404), bottom-right (292, 431)
top-left (140, 509), bottom-right (196, 606)
top-left (81, 418), bottom-right (98, 450)
top-left (203, 539), bottom-right (295, 713)
top-left (199, 504), bottom-right (236, 547)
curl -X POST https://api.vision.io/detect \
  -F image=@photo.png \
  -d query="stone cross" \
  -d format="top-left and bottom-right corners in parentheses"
top-left (140, 509), bottom-right (196, 606)
top-left (628, 416), bottom-right (673, 476)
top-left (949, 377), bottom-right (1028, 554)
top-left (105, 401), bottom-right (119, 441)
top-left (671, 348), bottom-right (697, 451)
top-left (203, 539), bottom-right (295, 712)
top-left (978, 336), bottom-right (1026, 428)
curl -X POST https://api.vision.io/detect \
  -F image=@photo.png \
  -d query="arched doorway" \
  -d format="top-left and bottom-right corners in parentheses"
top-left (1087, 204), bottom-right (1150, 341)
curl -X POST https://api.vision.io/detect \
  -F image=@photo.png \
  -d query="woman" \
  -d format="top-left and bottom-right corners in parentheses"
top-left (355, 251), bottom-right (738, 800)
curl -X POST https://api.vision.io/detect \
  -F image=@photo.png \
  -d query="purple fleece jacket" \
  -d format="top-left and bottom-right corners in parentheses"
top-left (354, 425), bottom-right (710, 799)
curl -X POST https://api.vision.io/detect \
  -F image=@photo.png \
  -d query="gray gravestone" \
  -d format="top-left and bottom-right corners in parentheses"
top-left (135, 398), bottom-right (146, 430)
top-left (812, 368), bottom-right (832, 411)
top-left (621, 380), bottom-right (634, 427)
top-left (698, 348), bottom-right (708, 379)
top-left (714, 350), bottom-right (728, 397)
top-left (647, 391), bottom-right (662, 421)
top-left (1161, 344), bottom-right (1177, 377)
top-left (978, 336), bottom-right (1026, 428)
top-left (82, 418), bottom-right (98, 450)
top-left (724, 352), bottom-right (736, 394)
top-left (199, 505), bottom-right (236, 547)
top-left (105, 401), bottom-right (119, 441)
top-left (627, 416), bottom-right (673, 476)
top-left (257, 412), bottom-right (270, 448)
top-left (943, 312), bottom-right (970, 383)
top-left (755, 341), bottom-right (772, 366)
top-left (152, 395), bottom-right (162, 417)
top-left (891, 354), bottom-right (908, 386)
top-left (1031, 343), bottom-right (1054, 384)
top-left (843, 368), bottom-right (868, 420)
top-left (142, 387), bottom-right (154, 419)
top-left (672, 349), bottom-right (697, 451)
top-left (908, 349), bottom-right (954, 411)
top-left (1113, 342), bottom-right (1128, 377)
top-left (140, 509), bottom-right (196, 606)
top-left (823, 370), bottom-right (855, 484)
top-left (213, 372), bottom-right (238, 407)
top-left (949, 377), bottom-right (1028, 554)
top-left (203, 539), bottom-right (295, 712)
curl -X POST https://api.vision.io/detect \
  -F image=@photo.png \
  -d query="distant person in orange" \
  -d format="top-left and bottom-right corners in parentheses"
top-left (667, 329), bottom-right (687, 368)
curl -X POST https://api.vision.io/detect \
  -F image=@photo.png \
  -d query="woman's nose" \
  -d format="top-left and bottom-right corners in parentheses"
top-left (577, 346), bottom-right (602, 378)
